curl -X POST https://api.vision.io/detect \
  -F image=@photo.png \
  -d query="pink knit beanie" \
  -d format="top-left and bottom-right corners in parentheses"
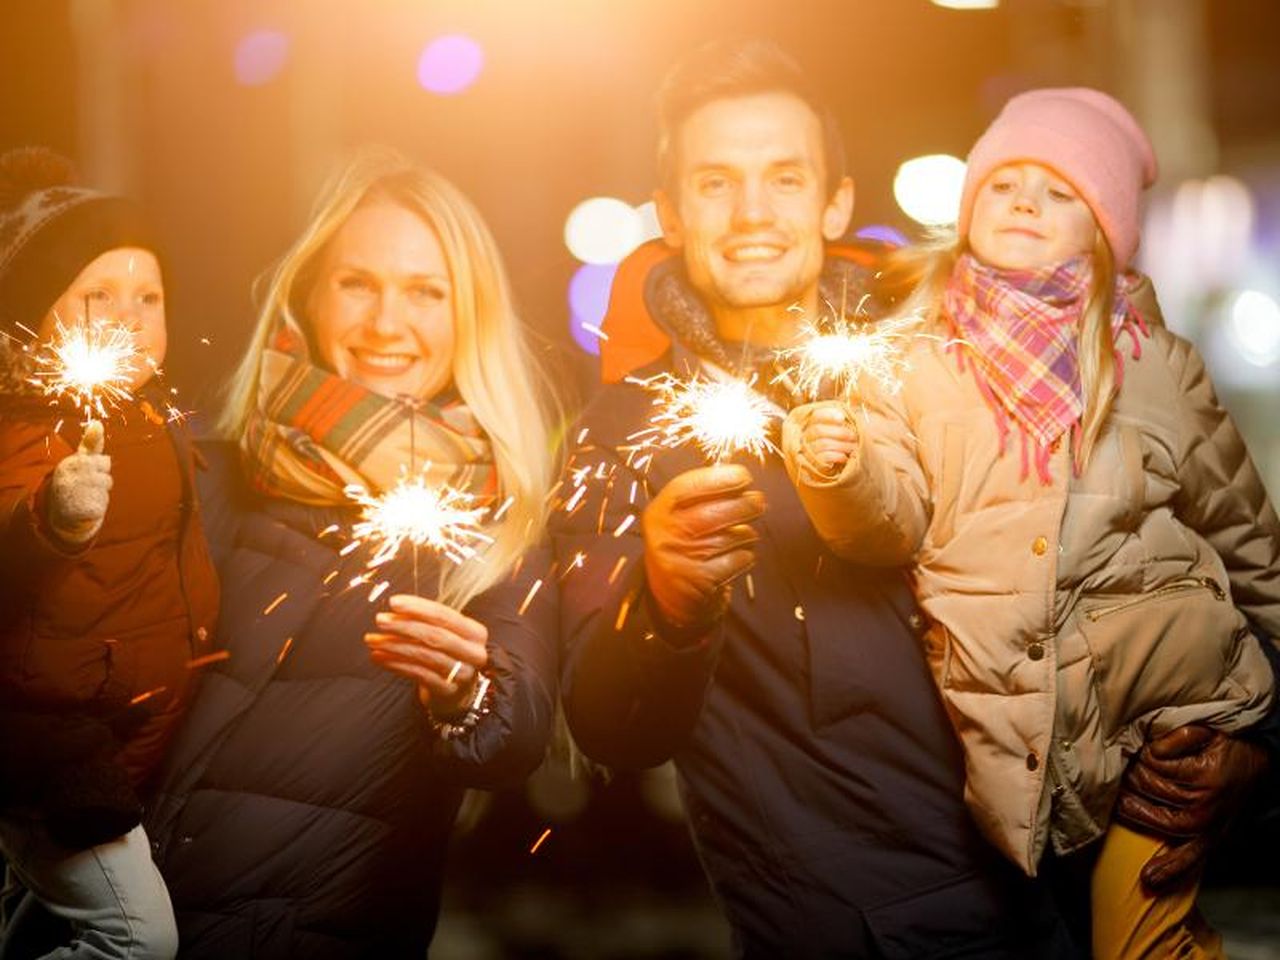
top-left (956, 87), bottom-right (1158, 267)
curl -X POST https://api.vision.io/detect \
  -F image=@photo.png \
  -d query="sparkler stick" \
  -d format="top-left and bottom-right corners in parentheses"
top-left (629, 372), bottom-right (780, 463)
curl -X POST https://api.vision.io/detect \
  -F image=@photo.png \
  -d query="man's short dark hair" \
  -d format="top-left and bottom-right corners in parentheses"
top-left (656, 38), bottom-right (847, 200)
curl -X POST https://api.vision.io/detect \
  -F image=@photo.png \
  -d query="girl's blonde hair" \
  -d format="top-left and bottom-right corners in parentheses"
top-left (883, 224), bottom-right (1118, 472)
top-left (221, 145), bottom-right (562, 605)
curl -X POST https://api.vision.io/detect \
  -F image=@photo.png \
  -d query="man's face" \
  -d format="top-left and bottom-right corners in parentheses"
top-left (656, 92), bottom-right (853, 331)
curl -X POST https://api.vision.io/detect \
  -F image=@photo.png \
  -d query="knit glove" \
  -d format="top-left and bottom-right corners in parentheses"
top-left (47, 420), bottom-right (112, 544)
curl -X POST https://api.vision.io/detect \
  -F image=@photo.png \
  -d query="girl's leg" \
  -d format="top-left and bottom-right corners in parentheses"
top-left (0, 818), bottom-right (176, 960)
top-left (1091, 821), bottom-right (1224, 960)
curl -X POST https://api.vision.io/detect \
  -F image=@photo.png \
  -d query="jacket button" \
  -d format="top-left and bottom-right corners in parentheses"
top-left (195, 626), bottom-right (208, 642)
top-left (1027, 642), bottom-right (1044, 661)
top-left (1026, 752), bottom-right (1039, 771)
top-left (908, 612), bottom-right (925, 631)
top-left (1032, 536), bottom-right (1048, 556)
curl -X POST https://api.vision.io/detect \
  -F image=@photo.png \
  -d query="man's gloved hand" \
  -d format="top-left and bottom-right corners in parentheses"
top-left (47, 419), bottom-right (112, 544)
top-left (642, 463), bottom-right (765, 633)
top-left (1113, 724), bottom-right (1270, 892)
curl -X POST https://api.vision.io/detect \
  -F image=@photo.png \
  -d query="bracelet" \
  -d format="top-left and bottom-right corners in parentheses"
top-left (429, 673), bottom-right (493, 741)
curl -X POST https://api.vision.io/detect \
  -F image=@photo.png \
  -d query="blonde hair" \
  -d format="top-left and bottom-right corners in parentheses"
top-left (884, 225), bottom-right (1117, 473)
top-left (221, 145), bottom-right (562, 605)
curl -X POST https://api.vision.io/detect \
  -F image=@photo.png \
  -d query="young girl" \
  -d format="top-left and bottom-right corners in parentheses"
top-left (782, 88), bottom-right (1279, 958)
top-left (0, 148), bottom-right (218, 958)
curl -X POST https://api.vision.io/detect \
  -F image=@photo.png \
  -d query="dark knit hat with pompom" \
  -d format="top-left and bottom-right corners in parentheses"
top-left (0, 147), bottom-right (155, 334)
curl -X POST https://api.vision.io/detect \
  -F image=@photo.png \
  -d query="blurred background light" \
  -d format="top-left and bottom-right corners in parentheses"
top-left (233, 30), bottom-right (290, 87)
top-left (564, 196), bottom-right (644, 264)
top-left (1229, 289), bottom-right (1280, 367)
top-left (930, 0), bottom-right (1000, 9)
top-left (416, 33), bottom-right (484, 95)
top-left (893, 153), bottom-right (967, 226)
top-left (855, 224), bottom-right (910, 247)
top-left (567, 262), bottom-right (619, 355)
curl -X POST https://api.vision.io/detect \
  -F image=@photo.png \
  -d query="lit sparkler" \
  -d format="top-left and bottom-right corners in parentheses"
top-left (630, 373), bottom-right (780, 463)
top-left (776, 313), bottom-right (919, 401)
top-left (29, 315), bottom-right (141, 420)
top-left (345, 475), bottom-right (493, 569)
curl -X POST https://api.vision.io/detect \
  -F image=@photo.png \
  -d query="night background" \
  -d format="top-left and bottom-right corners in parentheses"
top-left (3, 0), bottom-right (1278, 956)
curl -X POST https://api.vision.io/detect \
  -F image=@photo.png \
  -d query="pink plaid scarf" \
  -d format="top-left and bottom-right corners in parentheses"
top-left (944, 253), bottom-right (1147, 483)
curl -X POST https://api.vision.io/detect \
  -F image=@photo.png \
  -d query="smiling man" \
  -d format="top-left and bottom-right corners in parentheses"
top-left (552, 40), bottom-right (1084, 957)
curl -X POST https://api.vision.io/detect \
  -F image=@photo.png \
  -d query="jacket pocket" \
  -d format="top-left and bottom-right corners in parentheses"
top-left (1077, 577), bottom-right (1245, 738)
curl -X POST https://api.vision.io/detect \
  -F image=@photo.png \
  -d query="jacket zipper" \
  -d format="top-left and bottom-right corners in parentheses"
top-left (1084, 576), bottom-right (1227, 623)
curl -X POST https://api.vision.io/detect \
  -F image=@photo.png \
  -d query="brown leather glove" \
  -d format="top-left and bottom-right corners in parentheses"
top-left (1113, 724), bottom-right (1270, 892)
top-left (642, 464), bottom-right (765, 633)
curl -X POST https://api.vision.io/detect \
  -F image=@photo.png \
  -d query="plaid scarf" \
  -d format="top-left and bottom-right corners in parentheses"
top-left (944, 253), bottom-right (1146, 483)
top-left (241, 319), bottom-right (494, 505)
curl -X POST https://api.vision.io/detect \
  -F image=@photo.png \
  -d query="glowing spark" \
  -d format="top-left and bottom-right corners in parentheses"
top-left (607, 556), bottom-right (628, 584)
top-left (318, 523), bottom-right (341, 539)
top-left (530, 828), bottom-right (552, 854)
top-left (612, 514), bottom-right (636, 538)
top-left (322, 570), bottom-right (339, 585)
top-left (263, 592), bottom-right (288, 616)
top-left (517, 578), bottom-right (544, 616)
top-left (30, 317), bottom-right (140, 419)
top-left (559, 552), bottom-right (586, 580)
top-left (492, 495), bottom-right (515, 522)
top-left (345, 476), bottom-right (492, 568)
top-left (187, 650), bottom-right (231, 669)
top-left (575, 426), bottom-right (590, 445)
top-left (130, 686), bottom-right (168, 706)
top-left (445, 660), bottom-right (463, 684)
top-left (630, 373), bottom-right (779, 463)
top-left (368, 580), bottom-right (391, 603)
top-left (581, 322), bottom-right (608, 340)
top-left (745, 573), bottom-right (755, 601)
top-left (276, 637), bottom-right (294, 663)
top-left (776, 314), bottom-right (919, 400)
top-left (614, 590), bottom-right (635, 631)
top-left (563, 484), bottom-right (587, 514)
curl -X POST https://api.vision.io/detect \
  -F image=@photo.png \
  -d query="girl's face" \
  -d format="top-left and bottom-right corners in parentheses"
top-left (40, 247), bottom-right (167, 390)
top-left (307, 200), bottom-right (456, 402)
top-left (967, 162), bottom-right (1098, 271)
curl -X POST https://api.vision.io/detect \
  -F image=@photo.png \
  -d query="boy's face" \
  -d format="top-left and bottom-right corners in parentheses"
top-left (40, 247), bottom-right (167, 390)
top-left (967, 162), bottom-right (1099, 271)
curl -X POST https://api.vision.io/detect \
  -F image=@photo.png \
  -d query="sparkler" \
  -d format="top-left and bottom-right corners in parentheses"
top-left (29, 313), bottom-right (141, 421)
top-left (345, 475), bottom-right (493, 570)
top-left (629, 373), bottom-right (780, 463)
top-left (776, 312), bottom-right (918, 401)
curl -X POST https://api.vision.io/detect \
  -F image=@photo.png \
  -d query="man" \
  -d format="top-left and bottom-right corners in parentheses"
top-left (553, 39), bottom-right (1275, 957)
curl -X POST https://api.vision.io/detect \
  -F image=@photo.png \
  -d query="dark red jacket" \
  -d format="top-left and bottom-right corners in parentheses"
top-left (0, 393), bottom-right (218, 790)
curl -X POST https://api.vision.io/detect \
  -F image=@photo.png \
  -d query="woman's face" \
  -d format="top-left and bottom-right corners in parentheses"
top-left (967, 162), bottom-right (1098, 271)
top-left (40, 247), bottom-right (167, 390)
top-left (307, 200), bottom-right (456, 401)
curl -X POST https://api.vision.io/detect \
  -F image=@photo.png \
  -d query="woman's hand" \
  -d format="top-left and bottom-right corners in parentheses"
top-left (800, 403), bottom-right (859, 477)
top-left (364, 593), bottom-right (488, 716)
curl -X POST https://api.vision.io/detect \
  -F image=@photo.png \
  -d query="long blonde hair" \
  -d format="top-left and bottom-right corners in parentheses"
top-left (221, 145), bottom-right (562, 605)
top-left (883, 226), bottom-right (1118, 472)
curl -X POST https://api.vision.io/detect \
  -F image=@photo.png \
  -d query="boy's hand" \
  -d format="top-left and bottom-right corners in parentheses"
top-left (800, 403), bottom-right (859, 476)
top-left (48, 420), bottom-right (113, 544)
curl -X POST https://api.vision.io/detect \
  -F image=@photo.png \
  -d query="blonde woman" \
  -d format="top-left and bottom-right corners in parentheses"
top-left (143, 147), bottom-right (561, 958)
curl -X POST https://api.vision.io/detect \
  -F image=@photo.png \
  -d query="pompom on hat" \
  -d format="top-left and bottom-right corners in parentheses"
top-left (956, 87), bottom-right (1158, 268)
top-left (0, 146), bottom-right (156, 335)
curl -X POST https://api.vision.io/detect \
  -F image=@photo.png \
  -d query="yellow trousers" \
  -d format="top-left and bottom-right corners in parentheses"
top-left (1091, 823), bottom-right (1225, 960)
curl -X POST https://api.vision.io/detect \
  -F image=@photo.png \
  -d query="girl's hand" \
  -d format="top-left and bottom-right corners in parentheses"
top-left (364, 593), bottom-right (488, 716)
top-left (800, 403), bottom-right (858, 476)
top-left (48, 420), bottom-right (113, 544)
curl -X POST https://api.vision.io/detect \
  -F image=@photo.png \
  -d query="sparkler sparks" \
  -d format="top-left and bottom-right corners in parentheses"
top-left (345, 475), bottom-right (492, 568)
top-left (30, 316), bottom-right (141, 419)
top-left (776, 313), bottom-right (919, 401)
top-left (630, 373), bottom-right (780, 463)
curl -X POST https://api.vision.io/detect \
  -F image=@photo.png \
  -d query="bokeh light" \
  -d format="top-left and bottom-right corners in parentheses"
top-left (855, 224), bottom-right (909, 247)
top-left (564, 197), bottom-right (643, 265)
top-left (567, 263), bottom-right (619, 356)
top-left (1229, 290), bottom-right (1280, 367)
top-left (930, 0), bottom-right (1000, 8)
top-left (233, 30), bottom-right (290, 87)
top-left (893, 154), bottom-right (967, 226)
top-left (416, 34), bottom-right (484, 95)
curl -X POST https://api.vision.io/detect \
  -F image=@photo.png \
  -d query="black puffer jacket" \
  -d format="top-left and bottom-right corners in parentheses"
top-left (145, 442), bottom-right (557, 959)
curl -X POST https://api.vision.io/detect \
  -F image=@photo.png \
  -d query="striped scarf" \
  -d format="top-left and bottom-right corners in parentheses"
top-left (944, 253), bottom-right (1146, 483)
top-left (241, 319), bottom-right (494, 505)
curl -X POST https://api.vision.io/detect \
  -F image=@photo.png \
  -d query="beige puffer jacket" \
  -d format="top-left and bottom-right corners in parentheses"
top-left (782, 319), bottom-right (1279, 876)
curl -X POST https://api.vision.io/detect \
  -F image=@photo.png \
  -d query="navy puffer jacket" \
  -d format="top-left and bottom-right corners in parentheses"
top-left (146, 442), bottom-right (557, 959)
